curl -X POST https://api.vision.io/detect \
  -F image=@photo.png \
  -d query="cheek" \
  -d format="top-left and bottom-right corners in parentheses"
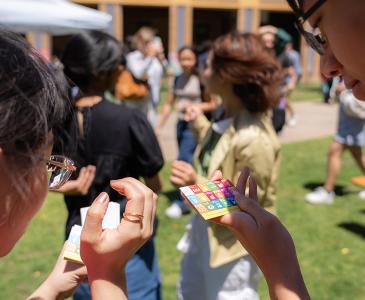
top-left (325, 4), bottom-right (365, 80)
top-left (32, 168), bottom-right (49, 210)
top-left (0, 168), bottom-right (48, 256)
top-left (20, 167), bottom-right (49, 224)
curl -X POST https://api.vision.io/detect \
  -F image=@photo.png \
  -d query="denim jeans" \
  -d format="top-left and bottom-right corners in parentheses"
top-left (176, 120), bottom-right (197, 165)
top-left (73, 239), bottom-right (162, 300)
top-left (175, 120), bottom-right (197, 210)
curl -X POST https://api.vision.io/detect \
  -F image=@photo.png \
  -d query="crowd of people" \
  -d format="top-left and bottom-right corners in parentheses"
top-left (1, 0), bottom-right (365, 299)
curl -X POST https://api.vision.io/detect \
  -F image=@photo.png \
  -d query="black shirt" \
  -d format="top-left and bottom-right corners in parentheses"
top-left (64, 99), bottom-right (164, 236)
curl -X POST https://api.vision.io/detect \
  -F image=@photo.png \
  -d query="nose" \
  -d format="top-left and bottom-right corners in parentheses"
top-left (320, 47), bottom-right (342, 79)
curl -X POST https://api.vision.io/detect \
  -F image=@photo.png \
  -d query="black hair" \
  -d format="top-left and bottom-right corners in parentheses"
top-left (0, 28), bottom-right (67, 169)
top-left (178, 45), bottom-right (198, 59)
top-left (61, 30), bottom-right (122, 91)
top-left (177, 46), bottom-right (199, 74)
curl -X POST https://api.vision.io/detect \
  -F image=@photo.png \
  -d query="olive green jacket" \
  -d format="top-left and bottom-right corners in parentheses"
top-left (192, 109), bottom-right (281, 268)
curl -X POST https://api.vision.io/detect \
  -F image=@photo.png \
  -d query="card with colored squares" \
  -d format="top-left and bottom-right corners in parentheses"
top-left (179, 179), bottom-right (240, 220)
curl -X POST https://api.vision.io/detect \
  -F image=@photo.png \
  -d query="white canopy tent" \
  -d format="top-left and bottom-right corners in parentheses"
top-left (0, 0), bottom-right (112, 35)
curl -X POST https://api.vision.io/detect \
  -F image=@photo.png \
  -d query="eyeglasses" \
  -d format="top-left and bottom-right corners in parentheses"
top-left (287, 0), bottom-right (327, 55)
top-left (47, 155), bottom-right (76, 190)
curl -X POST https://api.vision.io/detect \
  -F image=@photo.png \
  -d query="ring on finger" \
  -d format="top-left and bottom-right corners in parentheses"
top-left (123, 212), bottom-right (144, 224)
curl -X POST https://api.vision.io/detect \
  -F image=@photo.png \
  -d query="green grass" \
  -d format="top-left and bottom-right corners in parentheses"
top-left (2, 137), bottom-right (365, 299)
top-left (291, 82), bottom-right (323, 102)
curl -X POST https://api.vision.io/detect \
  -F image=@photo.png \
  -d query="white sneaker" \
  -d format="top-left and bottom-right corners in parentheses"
top-left (305, 187), bottom-right (334, 204)
top-left (287, 117), bottom-right (297, 127)
top-left (165, 202), bottom-right (183, 219)
top-left (358, 190), bottom-right (365, 200)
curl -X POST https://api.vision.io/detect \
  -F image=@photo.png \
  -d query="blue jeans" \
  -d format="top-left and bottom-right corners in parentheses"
top-left (175, 120), bottom-right (197, 210)
top-left (73, 239), bottom-right (162, 300)
top-left (176, 120), bottom-right (197, 165)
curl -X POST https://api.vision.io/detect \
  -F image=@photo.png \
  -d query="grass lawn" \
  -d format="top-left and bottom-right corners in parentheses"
top-left (1, 137), bottom-right (365, 299)
top-left (291, 82), bottom-right (323, 102)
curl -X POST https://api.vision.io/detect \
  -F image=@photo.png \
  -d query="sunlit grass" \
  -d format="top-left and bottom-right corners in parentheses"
top-left (1, 137), bottom-right (365, 299)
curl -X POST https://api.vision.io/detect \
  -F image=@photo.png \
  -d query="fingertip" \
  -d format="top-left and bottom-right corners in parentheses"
top-left (210, 170), bottom-right (223, 181)
top-left (96, 192), bottom-right (109, 205)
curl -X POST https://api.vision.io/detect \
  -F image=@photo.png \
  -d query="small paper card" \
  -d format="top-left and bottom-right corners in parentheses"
top-left (64, 225), bottom-right (83, 264)
top-left (64, 202), bottom-right (121, 264)
top-left (80, 202), bottom-right (120, 229)
top-left (179, 179), bottom-right (240, 220)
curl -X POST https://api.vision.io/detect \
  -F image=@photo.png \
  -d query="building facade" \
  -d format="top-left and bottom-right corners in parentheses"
top-left (29, 0), bottom-right (321, 82)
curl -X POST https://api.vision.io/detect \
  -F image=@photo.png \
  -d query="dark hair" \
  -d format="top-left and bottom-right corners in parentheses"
top-left (196, 40), bottom-right (213, 55)
top-left (211, 31), bottom-right (282, 113)
top-left (61, 30), bottom-right (122, 90)
top-left (178, 46), bottom-right (199, 74)
top-left (178, 45), bottom-right (197, 58)
top-left (0, 29), bottom-right (67, 169)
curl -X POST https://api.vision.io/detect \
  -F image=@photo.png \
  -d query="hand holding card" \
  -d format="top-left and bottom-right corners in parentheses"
top-left (180, 179), bottom-right (241, 220)
top-left (64, 201), bottom-right (121, 264)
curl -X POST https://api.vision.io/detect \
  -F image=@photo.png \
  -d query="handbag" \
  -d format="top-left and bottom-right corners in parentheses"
top-left (115, 69), bottom-right (149, 101)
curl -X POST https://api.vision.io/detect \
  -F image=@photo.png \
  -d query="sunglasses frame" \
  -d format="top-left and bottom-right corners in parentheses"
top-left (287, 0), bottom-right (327, 55)
top-left (47, 155), bottom-right (76, 190)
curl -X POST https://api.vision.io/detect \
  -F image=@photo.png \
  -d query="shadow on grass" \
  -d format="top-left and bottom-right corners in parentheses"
top-left (359, 209), bottom-right (365, 214)
top-left (338, 222), bottom-right (365, 240)
top-left (303, 182), bottom-right (353, 196)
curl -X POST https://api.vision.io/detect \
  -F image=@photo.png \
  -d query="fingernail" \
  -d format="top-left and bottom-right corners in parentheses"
top-left (110, 179), bottom-right (118, 185)
top-left (98, 192), bottom-right (108, 204)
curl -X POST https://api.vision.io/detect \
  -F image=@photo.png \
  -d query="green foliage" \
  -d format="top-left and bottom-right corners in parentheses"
top-left (1, 137), bottom-right (365, 299)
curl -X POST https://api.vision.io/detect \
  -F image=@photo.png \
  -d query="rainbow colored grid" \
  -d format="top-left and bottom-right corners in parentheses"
top-left (180, 179), bottom-right (240, 220)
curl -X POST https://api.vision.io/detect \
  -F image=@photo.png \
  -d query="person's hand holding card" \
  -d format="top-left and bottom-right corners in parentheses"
top-left (79, 178), bottom-right (157, 299)
top-left (207, 168), bottom-right (310, 300)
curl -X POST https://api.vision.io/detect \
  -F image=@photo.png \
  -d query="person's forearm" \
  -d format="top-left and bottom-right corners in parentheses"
top-left (199, 101), bottom-right (216, 113)
top-left (27, 278), bottom-right (60, 300)
top-left (231, 229), bottom-right (310, 300)
top-left (265, 260), bottom-right (310, 300)
top-left (89, 271), bottom-right (127, 300)
top-left (157, 103), bottom-right (172, 129)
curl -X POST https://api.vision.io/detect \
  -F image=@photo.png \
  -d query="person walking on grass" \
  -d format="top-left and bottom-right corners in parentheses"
top-left (305, 83), bottom-right (365, 204)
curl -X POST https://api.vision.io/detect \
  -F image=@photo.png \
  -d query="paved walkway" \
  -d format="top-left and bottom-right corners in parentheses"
top-left (157, 101), bottom-right (338, 162)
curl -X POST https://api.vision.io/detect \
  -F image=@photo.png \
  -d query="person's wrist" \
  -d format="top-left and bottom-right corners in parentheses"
top-left (87, 265), bottom-right (125, 286)
top-left (28, 276), bottom-right (60, 300)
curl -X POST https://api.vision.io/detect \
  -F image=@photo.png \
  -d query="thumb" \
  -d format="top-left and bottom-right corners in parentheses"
top-left (82, 192), bottom-right (109, 242)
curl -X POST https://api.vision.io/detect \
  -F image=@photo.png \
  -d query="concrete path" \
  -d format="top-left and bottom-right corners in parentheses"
top-left (157, 101), bottom-right (339, 162)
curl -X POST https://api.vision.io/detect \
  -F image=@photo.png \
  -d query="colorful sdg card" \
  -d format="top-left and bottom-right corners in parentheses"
top-left (179, 179), bottom-right (240, 220)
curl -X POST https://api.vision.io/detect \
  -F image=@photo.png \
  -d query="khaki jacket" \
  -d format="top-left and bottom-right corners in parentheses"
top-left (192, 109), bottom-right (281, 268)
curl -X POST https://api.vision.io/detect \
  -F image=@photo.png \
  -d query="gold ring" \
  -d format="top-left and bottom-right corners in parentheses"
top-left (123, 212), bottom-right (144, 223)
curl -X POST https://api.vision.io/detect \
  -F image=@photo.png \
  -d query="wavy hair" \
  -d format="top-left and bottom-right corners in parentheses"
top-left (211, 31), bottom-right (282, 113)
